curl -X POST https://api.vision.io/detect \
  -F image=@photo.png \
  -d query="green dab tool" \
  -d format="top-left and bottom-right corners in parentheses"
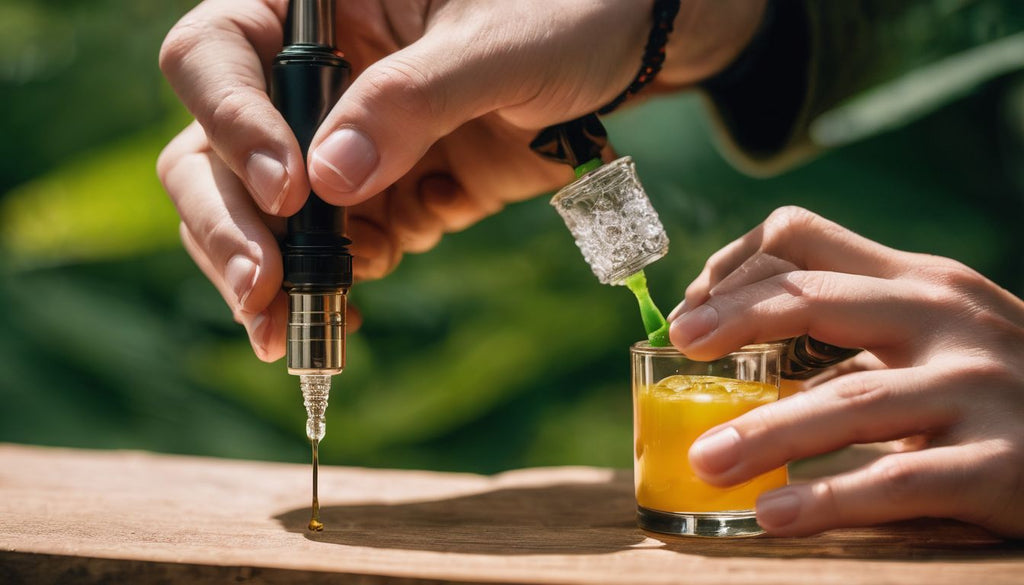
top-left (624, 271), bottom-right (670, 346)
top-left (574, 158), bottom-right (602, 178)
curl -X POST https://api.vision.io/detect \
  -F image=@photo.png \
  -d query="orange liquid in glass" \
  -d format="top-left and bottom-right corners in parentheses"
top-left (635, 375), bottom-right (788, 513)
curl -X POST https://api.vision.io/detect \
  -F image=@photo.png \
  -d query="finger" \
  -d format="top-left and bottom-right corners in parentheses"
top-left (681, 207), bottom-right (915, 312)
top-left (688, 367), bottom-right (959, 486)
top-left (386, 174), bottom-right (447, 254)
top-left (669, 270), bottom-right (925, 361)
top-left (669, 252), bottom-right (797, 321)
top-left (679, 236), bottom-right (770, 313)
top-left (346, 302), bottom-right (363, 333)
top-left (307, 10), bottom-right (559, 207)
top-left (755, 447), bottom-right (982, 536)
top-left (179, 222), bottom-right (241, 322)
top-left (159, 0), bottom-right (309, 216)
top-left (180, 223), bottom-right (286, 362)
top-left (157, 122), bottom-right (284, 318)
top-left (253, 291), bottom-right (287, 363)
top-left (800, 351), bottom-right (887, 391)
top-left (347, 211), bottom-right (401, 282)
top-left (419, 174), bottom-right (499, 233)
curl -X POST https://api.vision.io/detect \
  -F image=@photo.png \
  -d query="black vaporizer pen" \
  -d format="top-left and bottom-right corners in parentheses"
top-left (270, 0), bottom-right (351, 445)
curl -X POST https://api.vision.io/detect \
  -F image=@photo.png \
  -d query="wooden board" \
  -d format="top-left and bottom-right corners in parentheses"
top-left (0, 444), bottom-right (1020, 584)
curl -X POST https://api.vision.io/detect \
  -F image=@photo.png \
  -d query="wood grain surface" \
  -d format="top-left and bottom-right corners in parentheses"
top-left (0, 444), bottom-right (1020, 584)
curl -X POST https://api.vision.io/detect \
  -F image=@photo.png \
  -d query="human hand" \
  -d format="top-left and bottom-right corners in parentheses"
top-left (668, 206), bottom-right (1024, 537)
top-left (157, 0), bottom-right (767, 360)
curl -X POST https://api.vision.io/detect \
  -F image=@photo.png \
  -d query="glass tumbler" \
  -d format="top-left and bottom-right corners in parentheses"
top-left (631, 341), bottom-right (788, 537)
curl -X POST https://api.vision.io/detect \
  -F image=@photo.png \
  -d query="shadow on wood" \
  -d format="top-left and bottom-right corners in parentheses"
top-left (276, 471), bottom-right (1023, 561)
top-left (276, 471), bottom-right (646, 555)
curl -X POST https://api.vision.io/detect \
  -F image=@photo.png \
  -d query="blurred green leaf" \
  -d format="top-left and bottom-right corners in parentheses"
top-left (0, 128), bottom-right (181, 267)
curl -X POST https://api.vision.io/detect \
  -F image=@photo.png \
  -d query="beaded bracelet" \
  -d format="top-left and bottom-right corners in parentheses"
top-left (598, 0), bottom-right (682, 115)
top-left (530, 0), bottom-right (681, 170)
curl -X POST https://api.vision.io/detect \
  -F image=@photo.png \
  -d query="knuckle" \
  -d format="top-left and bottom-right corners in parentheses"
top-left (763, 206), bottom-right (819, 242)
top-left (159, 16), bottom-right (208, 77)
top-left (909, 257), bottom-right (989, 307)
top-left (702, 248), bottom-right (736, 283)
top-left (778, 270), bottom-right (835, 305)
top-left (767, 205), bottom-right (816, 226)
top-left (156, 137), bottom-right (209, 206)
top-left (198, 213), bottom-right (245, 263)
top-left (155, 142), bottom-right (180, 187)
top-left (831, 377), bottom-right (891, 409)
top-left (178, 222), bottom-right (191, 248)
top-left (918, 256), bottom-right (982, 288)
top-left (705, 242), bottom-right (736, 268)
top-left (744, 405), bottom-right (801, 463)
top-left (828, 377), bottom-right (894, 443)
top-left (956, 356), bottom-right (1010, 385)
top-left (156, 146), bottom-right (204, 203)
top-left (941, 355), bottom-right (1020, 408)
top-left (810, 479), bottom-right (847, 523)
top-left (205, 90), bottom-right (264, 146)
top-left (868, 456), bottom-right (924, 504)
top-left (155, 124), bottom-right (202, 187)
top-left (761, 206), bottom-right (850, 262)
top-left (359, 57), bottom-right (443, 127)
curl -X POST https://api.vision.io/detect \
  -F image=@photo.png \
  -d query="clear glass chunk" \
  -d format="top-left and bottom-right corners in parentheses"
top-left (550, 156), bottom-right (669, 285)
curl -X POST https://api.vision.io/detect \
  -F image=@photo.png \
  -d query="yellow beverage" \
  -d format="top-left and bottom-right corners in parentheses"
top-left (779, 378), bottom-right (802, 399)
top-left (634, 375), bottom-right (788, 513)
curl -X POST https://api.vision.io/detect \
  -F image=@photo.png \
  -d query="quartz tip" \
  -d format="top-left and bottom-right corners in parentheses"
top-left (300, 374), bottom-right (331, 441)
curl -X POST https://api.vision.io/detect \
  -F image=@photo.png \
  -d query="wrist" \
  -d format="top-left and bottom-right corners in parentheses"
top-left (598, 0), bottom-right (681, 115)
top-left (594, 0), bottom-right (657, 109)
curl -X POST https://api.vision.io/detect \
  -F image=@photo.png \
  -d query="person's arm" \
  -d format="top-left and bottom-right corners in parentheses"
top-left (699, 0), bottom-right (1024, 175)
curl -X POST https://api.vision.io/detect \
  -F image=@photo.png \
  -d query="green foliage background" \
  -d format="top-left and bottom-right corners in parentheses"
top-left (1, 0), bottom-right (1021, 472)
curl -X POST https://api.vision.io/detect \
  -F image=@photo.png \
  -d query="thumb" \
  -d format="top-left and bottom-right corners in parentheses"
top-left (306, 33), bottom-right (527, 205)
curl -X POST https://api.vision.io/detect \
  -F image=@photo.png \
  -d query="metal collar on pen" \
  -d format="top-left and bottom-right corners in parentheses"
top-left (285, 0), bottom-right (336, 47)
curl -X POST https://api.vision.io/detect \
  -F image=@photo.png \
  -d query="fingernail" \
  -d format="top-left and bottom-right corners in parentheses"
top-left (667, 300), bottom-right (687, 322)
top-left (670, 304), bottom-right (718, 347)
top-left (756, 489), bottom-right (803, 529)
top-left (310, 128), bottom-right (378, 192)
top-left (690, 426), bottom-right (741, 475)
top-left (224, 255), bottom-right (258, 307)
top-left (246, 152), bottom-right (289, 214)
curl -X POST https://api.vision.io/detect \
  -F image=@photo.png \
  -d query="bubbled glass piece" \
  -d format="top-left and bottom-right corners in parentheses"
top-left (550, 156), bottom-right (669, 285)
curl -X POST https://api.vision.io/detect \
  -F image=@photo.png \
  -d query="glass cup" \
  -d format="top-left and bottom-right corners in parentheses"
top-left (631, 341), bottom-right (788, 537)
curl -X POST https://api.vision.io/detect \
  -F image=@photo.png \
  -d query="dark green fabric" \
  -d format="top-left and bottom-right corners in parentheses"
top-left (702, 0), bottom-right (1024, 174)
